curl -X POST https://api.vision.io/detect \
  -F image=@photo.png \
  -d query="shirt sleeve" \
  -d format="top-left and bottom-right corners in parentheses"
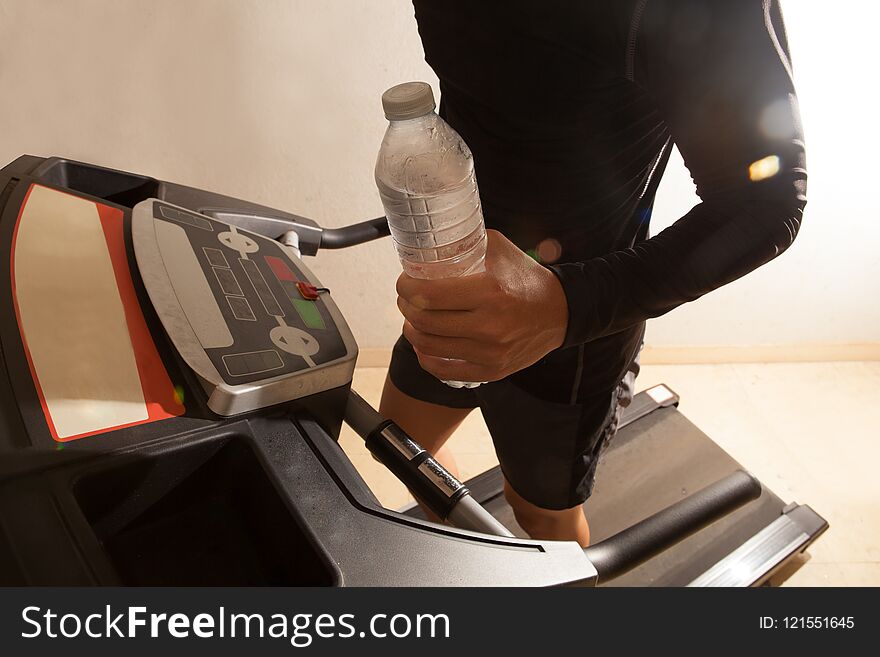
top-left (550, 0), bottom-right (807, 348)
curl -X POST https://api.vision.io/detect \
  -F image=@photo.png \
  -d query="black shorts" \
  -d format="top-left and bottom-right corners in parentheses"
top-left (388, 324), bottom-right (644, 510)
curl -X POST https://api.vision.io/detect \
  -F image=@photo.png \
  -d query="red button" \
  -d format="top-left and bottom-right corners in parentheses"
top-left (264, 255), bottom-right (297, 282)
top-left (296, 281), bottom-right (320, 300)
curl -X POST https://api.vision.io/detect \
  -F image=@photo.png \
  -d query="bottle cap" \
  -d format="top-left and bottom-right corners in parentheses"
top-left (381, 81), bottom-right (436, 121)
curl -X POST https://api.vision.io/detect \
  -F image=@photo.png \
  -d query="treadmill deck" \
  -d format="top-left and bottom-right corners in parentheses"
top-left (408, 389), bottom-right (827, 586)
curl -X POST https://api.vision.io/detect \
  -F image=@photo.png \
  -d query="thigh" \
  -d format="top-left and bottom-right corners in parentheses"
top-left (478, 378), bottom-right (618, 510)
top-left (381, 334), bottom-right (477, 452)
top-left (476, 341), bottom-right (642, 511)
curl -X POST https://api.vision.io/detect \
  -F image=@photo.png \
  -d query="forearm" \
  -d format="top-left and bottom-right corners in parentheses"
top-left (551, 193), bottom-right (805, 347)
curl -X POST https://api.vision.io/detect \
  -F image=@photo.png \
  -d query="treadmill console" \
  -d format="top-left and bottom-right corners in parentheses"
top-left (132, 199), bottom-right (357, 415)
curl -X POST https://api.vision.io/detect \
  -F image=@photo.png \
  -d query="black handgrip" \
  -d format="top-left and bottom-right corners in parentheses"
top-left (346, 389), bottom-right (466, 519)
top-left (582, 470), bottom-right (761, 583)
top-left (320, 216), bottom-right (390, 249)
top-left (344, 390), bottom-right (514, 536)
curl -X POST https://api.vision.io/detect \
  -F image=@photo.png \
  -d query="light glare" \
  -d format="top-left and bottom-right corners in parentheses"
top-left (749, 155), bottom-right (780, 181)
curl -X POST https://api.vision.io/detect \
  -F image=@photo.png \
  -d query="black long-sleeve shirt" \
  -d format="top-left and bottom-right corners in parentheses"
top-left (412, 0), bottom-right (806, 395)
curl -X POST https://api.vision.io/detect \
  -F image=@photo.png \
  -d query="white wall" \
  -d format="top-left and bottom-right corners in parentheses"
top-left (1, 0), bottom-right (876, 353)
top-left (648, 1), bottom-right (880, 347)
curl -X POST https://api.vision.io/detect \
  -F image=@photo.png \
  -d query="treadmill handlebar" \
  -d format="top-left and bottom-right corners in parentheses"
top-left (319, 216), bottom-right (390, 250)
top-left (344, 388), bottom-right (386, 438)
top-left (344, 390), bottom-right (514, 538)
top-left (582, 470), bottom-right (762, 584)
top-left (447, 495), bottom-right (518, 538)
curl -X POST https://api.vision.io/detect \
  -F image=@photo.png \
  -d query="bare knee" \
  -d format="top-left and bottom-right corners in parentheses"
top-left (503, 481), bottom-right (590, 546)
top-left (378, 376), bottom-right (470, 454)
top-left (505, 491), bottom-right (563, 535)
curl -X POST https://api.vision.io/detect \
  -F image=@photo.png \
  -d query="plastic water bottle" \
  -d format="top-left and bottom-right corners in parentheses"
top-left (375, 81), bottom-right (486, 388)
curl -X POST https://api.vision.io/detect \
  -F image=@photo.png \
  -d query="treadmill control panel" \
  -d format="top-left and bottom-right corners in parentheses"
top-left (132, 200), bottom-right (356, 415)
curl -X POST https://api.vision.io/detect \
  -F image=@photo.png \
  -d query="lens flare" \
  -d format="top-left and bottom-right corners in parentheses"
top-left (759, 98), bottom-right (796, 139)
top-left (536, 238), bottom-right (562, 264)
top-left (749, 155), bottom-right (780, 182)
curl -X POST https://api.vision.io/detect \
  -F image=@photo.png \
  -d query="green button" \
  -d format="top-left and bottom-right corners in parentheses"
top-left (292, 298), bottom-right (325, 330)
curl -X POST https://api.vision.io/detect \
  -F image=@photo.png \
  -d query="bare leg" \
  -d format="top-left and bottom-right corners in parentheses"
top-left (379, 375), bottom-right (472, 518)
top-left (503, 477), bottom-right (591, 547)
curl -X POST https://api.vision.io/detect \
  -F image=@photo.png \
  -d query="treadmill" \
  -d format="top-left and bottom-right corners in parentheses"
top-left (0, 155), bottom-right (827, 586)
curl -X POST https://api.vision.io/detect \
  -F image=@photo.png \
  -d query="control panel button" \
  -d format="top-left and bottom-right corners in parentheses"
top-left (214, 267), bottom-right (244, 297)
top-left (218, 230), bottom-right (259, 255)
top-left (203, 247), bottom-right (230, 268)
top-left (239, 258), bottom-right (284, 317)
top-left (222, 349), bottom-right (284, 377)
top-left (160, 205), bottom-right (213, 231)
top-left (270, 325), bottom-right (319, 367)
top-left (226, 295), bottom-right (256, 321)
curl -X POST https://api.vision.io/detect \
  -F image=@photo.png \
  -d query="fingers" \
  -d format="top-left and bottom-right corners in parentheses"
top-left (413, 351), bottom-right (501, 383)
top-left (403, 318), bottom-right (508, 381)
top-left (396, 271), bottom-right (496, 311)
top-left (397, 297), bottom-right (488, 339)
top-left (403, 320), bottom-right (502, 365)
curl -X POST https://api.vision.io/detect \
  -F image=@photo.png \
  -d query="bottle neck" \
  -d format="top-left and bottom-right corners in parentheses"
top-left (387, 111), bottom-right (439, 131)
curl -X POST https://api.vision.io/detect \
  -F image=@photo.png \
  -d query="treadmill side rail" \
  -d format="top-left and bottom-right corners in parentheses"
top-left (687, 505), bottom-right (829, 587)
top-left (618, 384), bottom-right (679, 430)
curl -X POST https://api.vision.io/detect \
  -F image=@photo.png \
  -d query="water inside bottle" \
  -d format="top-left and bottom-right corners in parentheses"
top-left (377, 176), bottom-right (485, 277)
top-left (376, 112), bottom-right (487, 385)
